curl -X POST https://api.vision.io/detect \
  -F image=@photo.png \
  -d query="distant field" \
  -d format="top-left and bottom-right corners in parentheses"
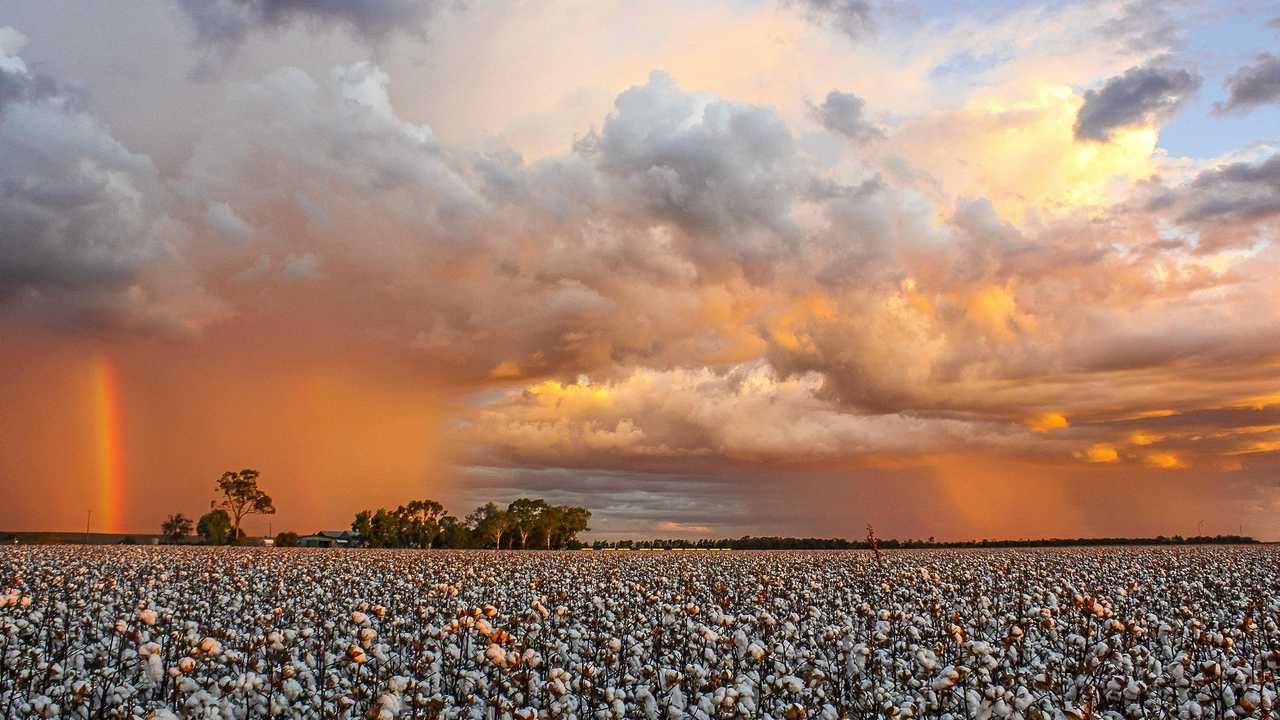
top-left (2, 546), bottom-right (1277, 718)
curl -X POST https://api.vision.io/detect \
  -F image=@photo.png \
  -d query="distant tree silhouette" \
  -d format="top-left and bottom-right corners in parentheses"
top-left (197, 509), bottom-right (233, 545)
top-left (160, 513), bottom-right (193, 542)
top-left (273, 531), bottom-right (299, 547)
top-left (347, 497), bottom-right (592, 549)
top-left (213, 469), bottom-right (275, 545)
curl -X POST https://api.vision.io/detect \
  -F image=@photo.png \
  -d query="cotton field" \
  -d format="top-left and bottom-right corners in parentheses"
top-left (2, 547), bottom-right (1279, 719)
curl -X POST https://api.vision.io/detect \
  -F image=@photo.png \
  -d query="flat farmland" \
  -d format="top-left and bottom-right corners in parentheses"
top-left (2, 546), bottom-right (1277, 719)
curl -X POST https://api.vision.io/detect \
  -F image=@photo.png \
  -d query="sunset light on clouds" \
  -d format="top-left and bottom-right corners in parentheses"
top-left (2, 0), bottom-right (1279, 540)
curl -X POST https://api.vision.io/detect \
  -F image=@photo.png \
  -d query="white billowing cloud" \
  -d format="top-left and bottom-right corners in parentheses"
top-left (461, 361), bottom-right (1032, 466)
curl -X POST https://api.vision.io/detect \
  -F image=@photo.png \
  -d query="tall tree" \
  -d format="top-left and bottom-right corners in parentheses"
top-left (557, 505), bottom-right (592, 547)
top-left (161, 513), bottom-right (193, 542)
top-left (395, 499), bottom-right (447, 549)
top-left (539, 505), bottom-right (564, 549)
top-left (507, 497), bottom-right (549, 549)
top-left (439, 515), bottom-right (470, 548)
top-left (197, 509), bottom-right (232, 545)
top-left (213, 469), bottom-right (275, 545)
top-left (466, 502), bottom-right (511, 549)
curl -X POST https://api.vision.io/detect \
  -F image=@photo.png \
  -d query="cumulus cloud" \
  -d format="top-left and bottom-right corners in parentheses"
top-left (159, 59), bottom-right (1280, 485)
top-left (459, 362), bottom-right (1034, 469)
top-left (0, 27), bottom-right (220, 333)
top-left (1074, 63), bottom-right (1201, 142)
top-left (1215, 53), bottom-right (1280, 115)
top-left (810, 90), bottom-right (882, 143)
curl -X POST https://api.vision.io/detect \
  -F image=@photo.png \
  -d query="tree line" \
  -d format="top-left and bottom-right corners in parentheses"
top-left (352, 498), bottom-right (591, 549)
top-left (157, 469), bottom-right (592, 549)
top-left (588, 534), bottom-right (1260, 550)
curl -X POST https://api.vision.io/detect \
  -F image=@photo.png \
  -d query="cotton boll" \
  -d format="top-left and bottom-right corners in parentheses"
top-left (485, 643), bottom-right (506, 666)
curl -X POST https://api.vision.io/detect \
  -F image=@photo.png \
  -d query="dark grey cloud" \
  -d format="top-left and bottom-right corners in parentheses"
top-left (810, 90), bottom-right (883, 143)
top-left (177, 0), bottom-right (450, 77)
top-left (782, 0), bottom-right (875, 40)
top-left (0, 28), bottom-right (219, 333)
top-left (1074, 63), bottom-right (1201, 142)
top-left (588, 71), bottom-right (804, 276)
top-left (1177, 152), bottom-right (1280, 223)
top-left (1215, 53), bottom-right (1280, 115)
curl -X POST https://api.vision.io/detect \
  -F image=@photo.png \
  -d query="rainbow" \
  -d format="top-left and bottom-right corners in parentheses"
top-left (91, 356), bottom-right (125, 534)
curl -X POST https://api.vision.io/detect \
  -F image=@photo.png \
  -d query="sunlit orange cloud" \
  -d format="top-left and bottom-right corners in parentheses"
top-left (893, 86), bottom-right (1162, 223)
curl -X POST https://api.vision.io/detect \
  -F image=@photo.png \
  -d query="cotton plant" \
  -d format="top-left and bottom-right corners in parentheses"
top-left (2, 546), bottom-right (1280, 718)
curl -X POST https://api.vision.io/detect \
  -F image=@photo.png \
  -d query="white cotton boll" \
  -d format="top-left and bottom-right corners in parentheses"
top-left (377, 693), bottom-right (402, 717)
top-left (351, 611), bottom-right (369, 626)
top-left (137, 609), bottom-right (157, 626)
top-left (915, 648), bottom-right (938, 671)
top-left (199, 637), bottom-right (222, 656)
top-left (146, 653), bottom-right (164, 684)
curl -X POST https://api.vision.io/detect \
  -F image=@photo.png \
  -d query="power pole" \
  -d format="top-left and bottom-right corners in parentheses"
top-left (84, 509), bottom-right (91, 544)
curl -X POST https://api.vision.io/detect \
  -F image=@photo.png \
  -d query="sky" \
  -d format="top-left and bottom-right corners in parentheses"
top-left (1, 0), bottom-right (1279, 541)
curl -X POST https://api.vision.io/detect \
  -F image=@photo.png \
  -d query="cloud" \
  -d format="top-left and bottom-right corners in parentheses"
top-left (206, 201), bottom-right (254, 243)
top-left (1095, 0), bottom-right (1183, 54)
top-left (459, 362), bottom-right (1035, 469)
top-left (281, 251), bottom-right (322, 281)
top-left (1074, 62), bottom-right (1201, 142)
top-left (782, 0), bottom-right (876, 40)
top-left (1176, 152), bottom-right (1280, 223)
top-left (586, 71), bottom-right (805, 276)
top-left (1214, 53), bottom-right (1280, 115)
top-left (810, 90), bottom-right (882, 143)
top-left (177, 0), bottom-right (450, 76)
top-left (655, 520), bottom-right (713, 535)
top-left (0, 27), bottom-right (221, 334)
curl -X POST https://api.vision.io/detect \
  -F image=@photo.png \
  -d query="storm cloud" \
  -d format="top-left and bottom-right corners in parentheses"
top-left (0, 29), bottom-right (219, 332)
top-left (3, 0), bottom-right (1280, 539)
top-left (177, 0), bottom-right (451, 76)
